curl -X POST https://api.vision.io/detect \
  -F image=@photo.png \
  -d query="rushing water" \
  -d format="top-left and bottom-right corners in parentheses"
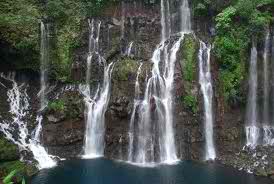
top-left (80, 19), bottom-right (114, 158)
top-left (128, 0), bottom-right (192, 164)
top-left (131, 35), bottom-right (185, 164)
top-left (128, 63), bottom-right (143, 162)
top-left (263, 126), bottom-right (274, 146)
top-left (245, 41), bottom-right (259, 148)
top-left (31, 158), bottom-right (272, 184)
top-left (0, 73), bottom-right (56, 169)
top-left (127, 41), bottom-right (134, 57)
top-left (181, 0), bottom-right (191, 33)
top-left (262, 29), bottom-right (273, 146)
top-left (0, 22), bottom-right (56, 169)
top-left (262, 30), bottom-right (270, 125)
top-left (198, 42), bottom-right (216, 160)
top-left (160, 0), bottom-right (171, 41)
top-left (39, 22), bottom-right (49, 111)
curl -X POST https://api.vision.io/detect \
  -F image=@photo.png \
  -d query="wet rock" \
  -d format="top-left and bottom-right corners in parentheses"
top-left (47, 114), bottom-right (65, 123)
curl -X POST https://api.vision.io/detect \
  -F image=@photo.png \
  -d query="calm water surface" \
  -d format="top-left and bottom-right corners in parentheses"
top-left (31, 158), bottom-right (272, 184)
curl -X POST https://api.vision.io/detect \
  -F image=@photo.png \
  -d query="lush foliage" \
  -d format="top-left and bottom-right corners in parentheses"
top-left (44, 0), bottom-right (117, 81)
top-left (192, 0), bottom-right (234, 17)
top-left (0, 161), bottom-right (36, 184)
top-left (114, 58), bottom-right (139, 81)
top-left (182, 35), bottom-right (197, 82)
top-left (0, 138), bottom-right (18, 161)
top-left (183, 95), bottom-right (198, 113)
top-left (48, 99), bottom-right (65, 112)
top-left (0, 0), bottom-right (117, 81)
top-left (3, 169), bottom-right (25, 184)
top-left (213, 0), bottom-right (273, 104)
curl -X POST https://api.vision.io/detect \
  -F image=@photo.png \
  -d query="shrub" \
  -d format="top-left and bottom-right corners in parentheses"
top-left (48, 100), bottom-right (65, 112)
top-left (183, 95), bottom-right (198, 113)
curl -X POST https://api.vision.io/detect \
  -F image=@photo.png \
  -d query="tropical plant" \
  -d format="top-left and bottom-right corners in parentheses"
top-left (3, 169), bottom-right (26, 184)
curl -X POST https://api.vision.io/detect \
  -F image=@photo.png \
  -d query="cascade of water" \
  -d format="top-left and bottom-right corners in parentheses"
top-left (263, 126), bottom-right (274, 146)
top-left (160, 0), bottom-right (171, 41)
top-left (80, 19), bottom-right (114, 158)
top-left (86, 19), bottom-right (101, 85)
top-left (181, 0), bottom-right (192, 33)
top-left (245, 41), bottom-right (259, 148)
top-left (198, 42), bottom-right (216, 160)
top-left (128, 0), bottom-right (191, 165)
top-left (128, 63), bottom-right (143, 162)
top-left (39, 22), bottom-right (49, 111)
top-left (265, 32), bottom-right (274, 146)
top-left (134, 35), bottom-right (184, 164)
top-left (262, 30), bottom-right (274, 146)
top-left (263, 30), bottom-right (270, 125)
top-left (0, 73), bottom-right (56, 169)
top-left (127, 41), bottom-right (134, 57)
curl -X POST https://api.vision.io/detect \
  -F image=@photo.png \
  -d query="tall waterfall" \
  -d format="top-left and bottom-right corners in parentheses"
top-left (245, 41), bottom-right (259, 148)
top-left (160, 0), bottom-right (171, 41)
top-left (198, 42), bottom-right (216, 160)
top-left (263, 29), bottom-right (274, 146)
top-left (39, 22), bottom-right (49, 111)
top-left (128, 0), bottom-right (191, 164)
top-left (128, 63), bottom-right (143, 162)
top-left (0, 73), bottom-right (56, 169)
top-left (80, 19), bottom-right (114, 158)
top-left (180, 0), bottom-right (192, 33)
top-left (262, 30), bottom-right (270, 125)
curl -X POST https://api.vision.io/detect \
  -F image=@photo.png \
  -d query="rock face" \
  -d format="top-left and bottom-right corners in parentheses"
top-left (0, 0), bottom-right (273, 182)
top-left (40, 0), bottom-right (233, 164)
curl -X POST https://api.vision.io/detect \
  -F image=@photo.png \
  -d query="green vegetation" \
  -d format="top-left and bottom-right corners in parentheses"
top-left (180, 35), bottom-right (199, 114)
top-left (0, 161), bottom-right (37, 183)
top-left (0, 0), bottom-right (118, 81)
top-left (45, 0), bottom-right (117, 81)
top-left (181, 35), bottom-right (198, 82)
top-left (182, 95), bottom-right (198, 113)
top-left (213, 0), bottom-right (273, 104)
top-left (114, 58), bottom-right (139, 81)
top-left (3, 169), bottom-right (25, 184)
top-left (48, 99), bottom-right (65, 112)
top-left (0, 138), bottom-right (19, 162)
top-left (191, 0), bottom-right (274, 105)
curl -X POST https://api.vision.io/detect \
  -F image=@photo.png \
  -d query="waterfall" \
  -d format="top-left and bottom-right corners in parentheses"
top-left (262, 30), bottom-right (273, 145)
top-left (133, 36), bottom-right (183, 164)
top-left (127, 41), bottom-right (134, 57)
top-left (127, 0), bottom-right (191, 165)
top-left (0, 73), bottom-right (56, 169)
top-left (245, 41), bottom-right (259, 148)
top-left (80, 19), bottom-right (114, 158)
top-left (128, 63), bottom-right (143, 162)
top-left (264, 32), bottom-right (274, 146)
top-left (39, 22), bottom-right (49, 111)
top-left (160, 0), bottom-right (171, 41)
top-left (181, 0), bottom-right (192, 33)
top-left (198, 42), bottom-right (216, 160)
top-left (262, 30), bottom-right (270, 125)
top-left (263, 126), bottom-right (274, 146)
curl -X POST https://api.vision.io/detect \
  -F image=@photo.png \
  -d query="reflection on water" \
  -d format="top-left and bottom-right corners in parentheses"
top-left (31, 158), bottom-right (272, 184)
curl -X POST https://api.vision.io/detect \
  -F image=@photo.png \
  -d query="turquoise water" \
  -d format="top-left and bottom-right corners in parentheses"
top-left (31, 158), bottom-right (272, 184)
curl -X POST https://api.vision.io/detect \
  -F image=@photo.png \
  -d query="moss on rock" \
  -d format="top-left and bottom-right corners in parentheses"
top-left (0, 136), bottom-right (19, 162)
top-left (113, 58), bottom-right (139, 81)
top-left (179, 34), bottom-right (199, 114)
top-left (180, 34), bottom-right (199, 82)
